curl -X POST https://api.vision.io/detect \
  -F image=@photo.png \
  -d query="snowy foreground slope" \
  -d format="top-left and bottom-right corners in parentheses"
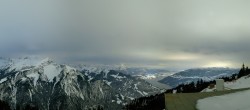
top-left (0, 57), bottom-right (161, 110)
top-left (197, 76), bottom-right (250, 110)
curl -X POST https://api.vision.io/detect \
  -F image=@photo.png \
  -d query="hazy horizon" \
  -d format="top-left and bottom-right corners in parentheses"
top-left (1, 0), bottom-right (250, 70)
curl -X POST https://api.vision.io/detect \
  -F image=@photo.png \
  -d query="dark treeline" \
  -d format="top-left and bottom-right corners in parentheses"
top-left (87, 105), bottom-right (104, 110)
top-left (124, 93), bottom-right (165, 110)
top-left (0, 101), bottom-right (39, 110)
top-left (0, 100), bottom-right (11, 110)
top-left (16, 104), bottom-right (39, 110)
top-left (125, 64), bottom-right (250, 110)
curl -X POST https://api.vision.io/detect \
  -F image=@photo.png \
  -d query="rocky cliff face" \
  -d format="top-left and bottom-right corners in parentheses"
top-left (0, 57), bottom-right (160, 110)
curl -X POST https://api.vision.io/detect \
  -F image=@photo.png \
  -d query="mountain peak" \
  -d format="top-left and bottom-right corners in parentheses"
top-left (0, 56), bottom-right (55, 71)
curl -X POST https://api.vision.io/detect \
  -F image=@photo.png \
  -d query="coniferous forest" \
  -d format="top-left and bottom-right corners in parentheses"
top-left (0, 100), bottom-right (39, 110)
top-left (0, 100), bottom-right (11, 110)
top-left (124, 64), bottom-right (250, 110)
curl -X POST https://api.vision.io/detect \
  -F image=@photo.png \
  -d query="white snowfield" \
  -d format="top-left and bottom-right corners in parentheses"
top-left (197, 89), bottom-right (250, 110)
top-left (197, 76), bottom-right (250, 110)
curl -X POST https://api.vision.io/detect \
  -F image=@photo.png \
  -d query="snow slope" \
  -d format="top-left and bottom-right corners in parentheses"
top-left (43, 64), bottom-right (62, 81)
top-left (202, 76), bottom-right (250, 92)
top-left (197, 76), bottom-right (250, 110)
top-left (197, 89), bottom-right (250, 110)
top-left (225, 76), bottom-right (250, 89)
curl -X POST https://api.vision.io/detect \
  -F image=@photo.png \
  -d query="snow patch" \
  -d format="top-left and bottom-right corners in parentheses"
top-left (143, 91), bottom-right (148, 95)
top-left (104, 71), bottom-right (108, 78)
top-left (88, 76), bottom-right (93, 82)
top-left (21, 77), bottom-right (27, 81)
top-left (115, 94), bottom-right (123, 104)
top-left (52, 77), bottom-right (60, 94)
top-left (28, 89), bottom-right (32, 101)
top-left (0, 78), bottom-right (7, 83)
top-left (136, 90), bottom-right (145, 96)
top-left (201, 87), bottom-right (216, 92)
top-left (121, 94), bottom-right (124, 100)
top-left (116, 98), bottom-right (122, 104)
top-left (103, 80), bottom-right (112, 86)
top-left (134, 84), bottom-right (138, 90)
top-left (140, 74), bottom-right (157, 79)
top-left (103, 69), bottom-right (110, 74)
top-left (43, 64), bottom-right (62, 81)
top-left (27, 73), bottom-right (39, 86)
top-left (127, 96), bottom-right (135, 100)
top-left (99, 85), bottom-right (104, 96)
top-left (110, 73), bottom-right (126, 79)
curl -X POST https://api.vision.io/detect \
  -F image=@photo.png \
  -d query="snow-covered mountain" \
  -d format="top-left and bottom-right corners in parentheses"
top-left (0, 57), bottom-right (161, 110)
top-left (159, 68), bottom-right (239, 88)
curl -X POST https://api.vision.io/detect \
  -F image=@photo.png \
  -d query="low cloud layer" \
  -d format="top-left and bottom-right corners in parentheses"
top-left (0, 0), bottom-right (250, 70)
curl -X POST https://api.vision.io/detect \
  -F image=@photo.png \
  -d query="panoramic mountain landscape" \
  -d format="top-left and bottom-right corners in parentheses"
top-left (1, 0), bottom-right (250, 110)
top-left (0, 57), bottom-right (247, 110)
top-left (0, 57), bottom-right (161, 110)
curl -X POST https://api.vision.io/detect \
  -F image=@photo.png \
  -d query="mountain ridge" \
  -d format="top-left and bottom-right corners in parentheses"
top-left (159, 67), bottom-right (239, 87)
top-left (0, 57), bottom-right (161, 110)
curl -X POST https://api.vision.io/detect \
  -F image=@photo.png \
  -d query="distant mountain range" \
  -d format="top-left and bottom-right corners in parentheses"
top-left (0, 57), bottom-right (161, 110)
top-left (159, 67), bottom-right (239, 87)
top-left (73, 64), bottom-right (239, 90)
top-left (72, 64), bottom-right (174, 79)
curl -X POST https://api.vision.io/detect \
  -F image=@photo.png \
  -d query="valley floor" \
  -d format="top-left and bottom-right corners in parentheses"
top-left (145, 77), bottom-right (171, 89)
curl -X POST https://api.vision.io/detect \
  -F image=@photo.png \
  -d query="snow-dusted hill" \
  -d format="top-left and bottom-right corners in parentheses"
top-left (0, 57), bottom-right (161, 110)
top-left (197, 76), bottom-right (250, 110)
top-left (159, 68), bottom-right (239, 88)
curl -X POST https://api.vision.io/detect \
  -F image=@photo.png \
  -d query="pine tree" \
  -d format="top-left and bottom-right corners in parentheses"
top-left (238, 63), bottom-right (246, 78)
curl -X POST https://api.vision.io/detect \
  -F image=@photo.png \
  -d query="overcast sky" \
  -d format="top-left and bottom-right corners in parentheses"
top-left (0, 0), bottom-right (250, 70)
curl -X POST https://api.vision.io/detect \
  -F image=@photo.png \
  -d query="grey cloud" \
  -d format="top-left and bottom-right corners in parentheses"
top-left (0, 0), bottom-right (250, 70)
